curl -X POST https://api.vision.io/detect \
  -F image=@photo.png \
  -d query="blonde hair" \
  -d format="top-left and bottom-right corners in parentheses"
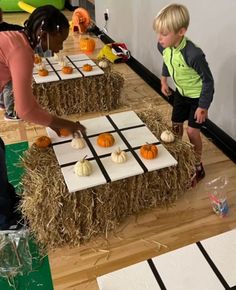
top-left (153, 4), bottom-right (190, 33)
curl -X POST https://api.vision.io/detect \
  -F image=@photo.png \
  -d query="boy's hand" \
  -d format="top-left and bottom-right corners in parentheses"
top-left (194, 108), bottom-right (208, 123)
top-left (161, 82), bottom-right (172, 96)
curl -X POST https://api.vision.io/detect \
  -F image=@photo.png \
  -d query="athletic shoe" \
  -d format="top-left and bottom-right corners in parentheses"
top-left (4, 112), bottom-right (21, 122)
top-left (0, 104), bottom-right (5, 110)
top-left (191, 163), bottom-right (206, 187)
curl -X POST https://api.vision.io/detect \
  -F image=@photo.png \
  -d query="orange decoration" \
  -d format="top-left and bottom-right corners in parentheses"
top-left (97, 133), bottom-right (115, 147)
top-left (59, 128), bottom-right (71, 137)
top-left (140, 143), bottom-right (158, 159)
top-left (34, 54), bottom-right (42, 64)
top-left (35, 136), bottom-right (51, 148)
top-left (82, 64), bottom-right (93, 72)
top-left (62, 66), bottom-right (73, 74)
top-left (79, 37), bottom-right (95, 53)
top-left (38, 69), bottom-right (49, 77)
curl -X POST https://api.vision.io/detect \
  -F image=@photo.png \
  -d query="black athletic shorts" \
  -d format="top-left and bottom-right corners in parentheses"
top-left (171, 90), bottom-right (204, 129)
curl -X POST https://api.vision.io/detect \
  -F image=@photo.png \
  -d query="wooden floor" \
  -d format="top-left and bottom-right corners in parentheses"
top-left (2, 11), bottom-right (236, 290)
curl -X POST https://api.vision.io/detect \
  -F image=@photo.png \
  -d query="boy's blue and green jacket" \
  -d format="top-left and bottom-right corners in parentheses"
top-left (158, 37), bottom-right (214, 109)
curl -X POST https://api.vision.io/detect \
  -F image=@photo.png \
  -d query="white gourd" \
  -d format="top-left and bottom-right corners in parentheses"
top-left (74, 158), bottom-right (92, 176)
top-left (160, 130), bottom-right (175, 143)
top-left (71, 136), bottom-right (85, 149)
top-left (111, 148), bottom-right (127, 163)
top-left (98, 60), bottom-right (108, 68)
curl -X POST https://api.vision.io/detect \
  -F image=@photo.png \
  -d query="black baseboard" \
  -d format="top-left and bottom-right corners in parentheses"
top-left (94, 28), bottom-right (236, 164)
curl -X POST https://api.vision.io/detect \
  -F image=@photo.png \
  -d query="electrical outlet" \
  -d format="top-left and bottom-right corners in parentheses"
top-left (104, 8), bottom-right (109, 21)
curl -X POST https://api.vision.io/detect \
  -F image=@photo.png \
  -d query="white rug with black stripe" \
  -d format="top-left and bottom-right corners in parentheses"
top-left (97, 229), bottom-right (236, 290)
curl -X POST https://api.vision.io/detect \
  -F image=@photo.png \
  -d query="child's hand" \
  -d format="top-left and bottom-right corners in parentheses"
top-left (161, 82), bottom-right (171, 96)
top-left (194, 108), bottom-right (208, 123)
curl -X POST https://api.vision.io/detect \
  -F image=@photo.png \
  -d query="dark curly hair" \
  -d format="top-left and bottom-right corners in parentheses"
top-left (24, 5), bottom-right (69, 48)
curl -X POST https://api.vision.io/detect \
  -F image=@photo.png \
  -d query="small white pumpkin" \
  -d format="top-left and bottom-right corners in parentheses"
top-left (111, 148), bottom-right (127, 163)
top-left (98, 59), bottom-right (109, 69)
top-left (71, 134), bottom-right (86, 149)
top-left (160, 130), bottom-right (175, 143)
top-left (74, 156), bottom-right (92, 176)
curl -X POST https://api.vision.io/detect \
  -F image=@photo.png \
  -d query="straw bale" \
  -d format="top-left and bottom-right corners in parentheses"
top-left (20, 108), bottom-right (196, 249)
top-left (33, 70), bottom-right (124, 116)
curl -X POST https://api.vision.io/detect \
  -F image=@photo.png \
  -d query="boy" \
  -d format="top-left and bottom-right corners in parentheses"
top-left (0, 8), bottom-right (22, 121)
top-left (153, 4), bottom-right (214, 185)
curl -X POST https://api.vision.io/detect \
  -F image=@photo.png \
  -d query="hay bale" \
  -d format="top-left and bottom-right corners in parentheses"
top-left (33, 70), bottom-right (124, 116)
top-left (20, 108), bottom-right (196, 249)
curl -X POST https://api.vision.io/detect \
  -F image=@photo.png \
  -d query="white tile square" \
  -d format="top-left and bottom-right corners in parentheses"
top-left (201, 229), bottom-right (236, 287)
top-left (53, 140), bottom-right (93, 165)
top-left (97, 261), bottom-right (161, 290)
top-left (51, 62), bottom-right (75, 71)
top-left (67, 54), bottom-right (89, 61)
top-left (152, 244), bottom-right (224, 290)
top-left (57, 69), bottom-right (83, 80)
top-left (122, 126), bottom-right (159, 148)
top-left (46, 127), bottom-right (72, 143)
top-left (33, 71), bottom-right (59, 84)
top-left (101, 152), bottom-right (144, 182)
top-left (79, 65), bottom-right (104, 77)
top-left (89, 133), bottom-right (127, 156)
top-left (136, 144), bottom-right (177, 172)
top-left (80, 116), bottom-right (114, 136)
top-left (73, 59), bottom-right (96, 68)
top-left (61, 160), bottom-right (106, 192)
top-left (46, 56), bottom-right (59, 64)
top-left (110, 111), bottom-right (144, 129)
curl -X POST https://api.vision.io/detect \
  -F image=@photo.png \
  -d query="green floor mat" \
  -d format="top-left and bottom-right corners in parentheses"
top-left (0, 142), bottom-right (54, 290)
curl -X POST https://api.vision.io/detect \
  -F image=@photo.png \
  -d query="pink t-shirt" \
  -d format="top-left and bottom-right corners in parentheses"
top-left (0, 31), bottom-right (52, 126)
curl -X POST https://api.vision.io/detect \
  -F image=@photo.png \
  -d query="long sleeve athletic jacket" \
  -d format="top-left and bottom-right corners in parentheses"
top-left (158, 36), bottom-right (214, 109)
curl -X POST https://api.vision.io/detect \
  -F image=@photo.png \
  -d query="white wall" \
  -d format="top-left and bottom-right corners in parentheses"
top-left (95, 0), bottom-right (236, 140)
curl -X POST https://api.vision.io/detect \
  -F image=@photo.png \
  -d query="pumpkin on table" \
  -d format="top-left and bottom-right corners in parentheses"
top-left (97, 133), bottom-right (115, 147)
top-left (62, 66), bottom-right (73, 74)
top-left (71, 132), bottom-right (86, 149)
top-left (38, 68), bottom-right (49, 77)
top-left (111, 148), bottom-right (127, 163)
top-left (140, 143), bottom-right (158, 159)
top-left (82, 64), bottom-right (93, 72)
top-left (34, 136), bottom-right (51, 149)
top-left (59, 128), bottom-right (71, 137)
top-left (74, 156), bottom-right (92, 176)
top-left (34, 54), bottom-right (42, 64)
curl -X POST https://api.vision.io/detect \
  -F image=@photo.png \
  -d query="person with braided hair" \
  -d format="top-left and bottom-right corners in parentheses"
top-left (0, 5), bottom-right (86, 230)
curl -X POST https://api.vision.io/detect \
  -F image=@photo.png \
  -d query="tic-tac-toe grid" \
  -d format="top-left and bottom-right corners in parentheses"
top-left (97, 229), bottom-right (236, 290)
top-left (46, 111), bottom-right (177, 193)
top-left (33, 53), bottom-right (104, 84)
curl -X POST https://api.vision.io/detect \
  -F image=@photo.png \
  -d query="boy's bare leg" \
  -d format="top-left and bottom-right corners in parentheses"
top-left (186, 126), bottom-right (202, 164)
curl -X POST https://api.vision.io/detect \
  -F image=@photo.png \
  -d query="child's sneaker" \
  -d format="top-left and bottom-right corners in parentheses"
top-left (4, 112), bottom-right (20, 122)
top-left (0, 104), bottom-right (5, 110)
top-left (191, 163), bottom-right (205, 187)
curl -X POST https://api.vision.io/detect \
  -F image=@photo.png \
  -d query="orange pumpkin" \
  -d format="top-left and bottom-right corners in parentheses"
top-left (140, 143), bottom-right (158, 159)
top-left (62, 66), bottom-right (73, 74)
top-left (34, 54), bottom-right (42, 64)
top-left (97, 133), bottom-right (115, 147)
top-left (82, 64), bottom-right (93, 72)
top-left (79, 37), bottom-right (95, 53)
top-left (38, 69), bottom-right (49, 77)
top-left (35, 136), bottom-right (51, 148)
top-left (59, 128), bottom-right (71, 137)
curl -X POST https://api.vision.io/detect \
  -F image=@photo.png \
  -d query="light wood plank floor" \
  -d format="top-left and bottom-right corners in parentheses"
top-left (2, 11), bottom-right (236, 290)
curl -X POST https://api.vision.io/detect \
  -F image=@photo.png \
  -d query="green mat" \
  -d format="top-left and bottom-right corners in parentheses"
top-left (0, 142), bottom-right (54, 290)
